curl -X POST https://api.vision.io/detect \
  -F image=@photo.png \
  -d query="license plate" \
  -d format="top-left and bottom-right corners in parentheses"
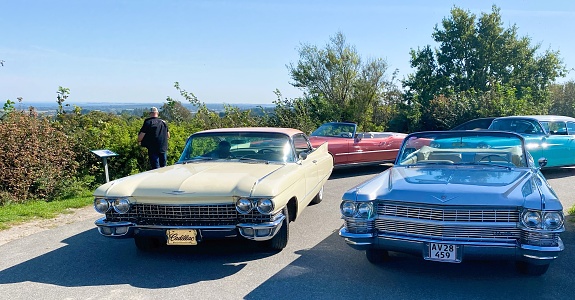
top-left (427, 243), bottom-right (457, 262)
top-left (166, 229), bottom-right (198, 245)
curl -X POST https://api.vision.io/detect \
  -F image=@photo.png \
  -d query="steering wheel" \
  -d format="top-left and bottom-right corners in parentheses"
top-left (258, 148), bottom-right (275, 154)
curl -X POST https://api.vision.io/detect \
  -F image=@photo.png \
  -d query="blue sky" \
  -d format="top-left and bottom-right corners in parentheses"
top-left (1, 0), bottom-right (575, 104)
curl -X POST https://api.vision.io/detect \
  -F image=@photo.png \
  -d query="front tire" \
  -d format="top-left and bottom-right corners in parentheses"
top-left (515, 261), bottom-right (550, 276)
top-left (266, 207), bottom-right (289, 251)
top-left (366, 248), bottom-right (389, 264)
top-left (310, 186), bottom-right (324, 205)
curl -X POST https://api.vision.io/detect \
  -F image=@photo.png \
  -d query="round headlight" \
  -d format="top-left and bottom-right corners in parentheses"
top-left (543, 212), bottom-right (564, 230)
top-left (429, 142), bottom-right (440, 148)
top-left (113, 198), bottom-right (131, 214)
top-left (256, 199), bottom-right (274, 215)
top-left (94, 198), bottom-right (110, 214)
top-left (522, 210), bottom-right (541, 228)
top-left (357, 202), bottom-right (374, 219)
top-left (340, 201), bottom-right (356, 217)
top-left (236, 198), bottom-right (253, 214)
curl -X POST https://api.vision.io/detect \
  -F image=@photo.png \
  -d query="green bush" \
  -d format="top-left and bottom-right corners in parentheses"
top-left (56, 111), bottom-right (148, 184)
top-left (0, 110), bottom-right (77, 203)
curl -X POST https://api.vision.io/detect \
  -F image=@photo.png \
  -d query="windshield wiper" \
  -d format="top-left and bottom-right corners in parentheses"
top-left (178, 157), bottom-right (216, 164)
top-left (415, 161), bottom-right (453, 165)
top-left (238, 157), bottom-right (270, 164)
top-left (455, 162), bottom-right (513, 170)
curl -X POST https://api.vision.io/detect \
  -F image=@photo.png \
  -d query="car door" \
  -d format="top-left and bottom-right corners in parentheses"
top-left (543, 121), bottom-right (572, 167)
top-left (564, 121), bottom-right (575, 165)
top-left (351, 133), bottom-right (379, 163)
top-left (352, 133), bottom-right (398, 163)
top-left (293, 133), bottom-right (319, 202)
top-left (563, 121), bottom-right (575, 166)
top-left (329, 137), bottom-right (352, 165)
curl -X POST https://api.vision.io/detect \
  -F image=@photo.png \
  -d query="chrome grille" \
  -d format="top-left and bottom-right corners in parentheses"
top-left (374, 202), bottom-right (521, 241)
top-left (377, 203), bottom-right (519, 222)
top-left (376, 219), bottom-right (520, 241)
top-left (106, 203), bottom-right (273, 226)
top-left (521, 231), bottom-right (560, 247)
top-left (344, 219), bottom-right (375, 234)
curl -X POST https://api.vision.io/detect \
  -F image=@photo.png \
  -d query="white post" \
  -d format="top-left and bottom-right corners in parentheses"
top-left (103, 157), bottom-right (110, 183)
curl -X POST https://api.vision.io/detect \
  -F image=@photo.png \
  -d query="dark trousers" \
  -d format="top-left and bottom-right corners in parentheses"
top-left (148, 151), bottom-right (167, 170)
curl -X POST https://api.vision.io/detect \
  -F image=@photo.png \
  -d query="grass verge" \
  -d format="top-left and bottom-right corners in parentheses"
top-left (0, 193), bottom-right (93, 230)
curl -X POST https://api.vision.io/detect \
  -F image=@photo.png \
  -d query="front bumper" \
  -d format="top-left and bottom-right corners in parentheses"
top-left (340, 227), bottom-right (564, 264)
top-left (95, 213), bottom-right (285, 242)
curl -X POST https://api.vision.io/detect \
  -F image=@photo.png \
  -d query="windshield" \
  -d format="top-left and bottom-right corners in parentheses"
top-left (311, 123), bottom-right (356, 138)
top-left (178, 132), bottom-right (296, 163)
top-left (540, 121), bottom-right (567, 135)
top-left (397, 131), bottom-right (527, 168)
top-left (488, 118), bottom-right (544, 134)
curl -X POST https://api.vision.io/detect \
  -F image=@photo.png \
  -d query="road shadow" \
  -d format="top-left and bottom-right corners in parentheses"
top-left (329, 164), bottom-right (391, 180)
top-left (0, 229), bottom-right (277, 288)
top-left (245, 217), bottom-right (575, 300)
top-left (541, 166), bottom-right (575, 180)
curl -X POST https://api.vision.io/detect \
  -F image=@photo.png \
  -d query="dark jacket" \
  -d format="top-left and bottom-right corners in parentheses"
top-left (139, 117), bottom-right (169, 153)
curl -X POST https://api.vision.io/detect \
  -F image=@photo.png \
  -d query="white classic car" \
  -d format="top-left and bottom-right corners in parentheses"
top-left (339, 130), bottom-right (564, 275)
top-left (94, 127), bottom-right (333, 251)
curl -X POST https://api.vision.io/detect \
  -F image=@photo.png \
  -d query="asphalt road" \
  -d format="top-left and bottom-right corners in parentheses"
top-left (0, 165), bottom-right (573, 300)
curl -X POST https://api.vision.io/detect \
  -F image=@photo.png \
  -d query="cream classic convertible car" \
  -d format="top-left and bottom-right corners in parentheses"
top-left (94, 127), bottom-right (333, 251)
top-left (339, 130), bottom-right (564, 275)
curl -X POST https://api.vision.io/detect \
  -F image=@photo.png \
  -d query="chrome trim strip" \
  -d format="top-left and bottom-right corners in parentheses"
top-left (250, 164), bottom-right (287, 197)
top-left (523, 254), bottom-right (558, 260)
top-left (375, 233), bottom-right (517, 247)
top-left (135, 225), bottom-right (237, 230)
top-left (344, 239), bottom-right (372, 246)
top-left (377, 216), bottom-right (519, 227)
top-left (237, 213), bottom-right (286, 241)
top-left (95, 218), bottom-right (133, 226)
top-left (339, 227), bottom-right (374, 239)
top-left (340, 149), bottom-right (398, 156)
top-left (95, 217), bottom-right (237, 230)
top-left (520, 239), bottom-right (564, 252)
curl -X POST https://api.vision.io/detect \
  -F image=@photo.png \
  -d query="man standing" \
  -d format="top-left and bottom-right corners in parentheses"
top-left (138, 107), bottom-right (170, 169)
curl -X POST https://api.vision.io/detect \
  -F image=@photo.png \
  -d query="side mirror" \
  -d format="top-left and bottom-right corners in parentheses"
top-left (538, 157), bottom-right (547, 168)
top-left (299, 152), bottom-right (308, 161)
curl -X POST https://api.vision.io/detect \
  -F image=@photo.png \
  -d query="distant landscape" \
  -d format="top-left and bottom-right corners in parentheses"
top-left (15, 102), bottom-right (275, 116)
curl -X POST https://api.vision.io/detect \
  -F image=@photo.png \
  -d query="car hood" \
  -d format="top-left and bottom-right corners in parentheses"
top-left (344, 166), bottom-right (545, 208)
top-left (94, 162), bottom-right (286, 203)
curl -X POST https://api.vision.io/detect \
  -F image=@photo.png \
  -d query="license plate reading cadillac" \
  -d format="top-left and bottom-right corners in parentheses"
top-left (428, 243), bottom-right (457, 262)
top-left (167, 229), bottom-right (198, 245)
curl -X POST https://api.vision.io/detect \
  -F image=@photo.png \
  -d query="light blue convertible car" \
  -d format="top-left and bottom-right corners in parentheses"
top-left (339, 130), bottom-right (564, 275)
top-left (488, 115), bottom-right (575, 168)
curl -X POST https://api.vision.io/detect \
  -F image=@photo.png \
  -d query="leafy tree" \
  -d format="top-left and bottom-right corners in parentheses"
top-left (262, 90), bottom-right (318, 134)
top-left (288, 32), bottom-right (393, 130)
top-left (2, 99), bottom-right (15, 115)
top-left (172, 81), bottom-right (200, 107)
top-left (160, 99), bottom-right (193, 123)
top-left (56, 86), bottom-right (70, 118)
top-left (549, 81), bottom-right (575, 117)
top-left (167, 81), bottom-right (264, 130)
top-left (404, 5), bottom-right (566, 131)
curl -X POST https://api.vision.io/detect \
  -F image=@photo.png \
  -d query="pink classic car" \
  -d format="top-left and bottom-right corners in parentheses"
top-left (309, 122), bottom-right (407, 167)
